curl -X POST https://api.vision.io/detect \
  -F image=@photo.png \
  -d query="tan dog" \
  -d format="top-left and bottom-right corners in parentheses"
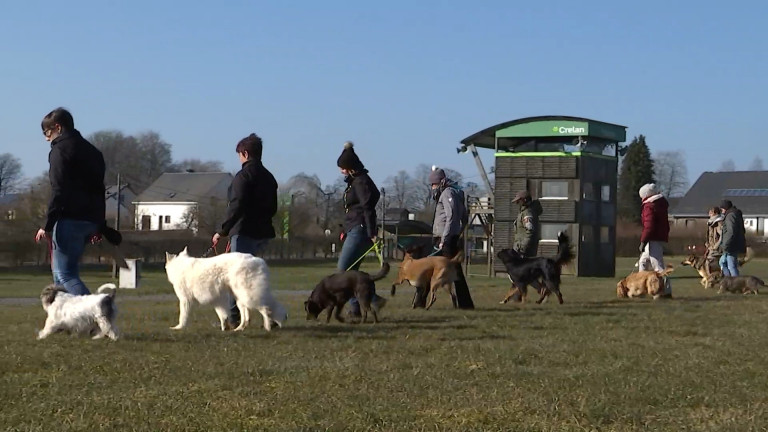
top-left (617, 266), bottom-right (675, 299)
top-left (391, 251), bottom-right (463, 310)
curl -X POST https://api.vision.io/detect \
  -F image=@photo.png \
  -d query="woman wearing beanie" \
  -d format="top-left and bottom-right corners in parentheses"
top-left (336, 141), bottom-right (387, 318)
top-left (638, 183), bottom-right (672, 298)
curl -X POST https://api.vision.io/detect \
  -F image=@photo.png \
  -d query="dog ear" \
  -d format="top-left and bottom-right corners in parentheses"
top-left (40, 284), bottom-right (65, 305)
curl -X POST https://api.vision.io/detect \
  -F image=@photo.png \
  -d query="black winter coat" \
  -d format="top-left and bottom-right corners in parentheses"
top-left (342, 170), bottom-right (380, 238)
top-left (218, 160), bottom-right (278, 239)
top-left (45, 130), bottom-right (106, 231)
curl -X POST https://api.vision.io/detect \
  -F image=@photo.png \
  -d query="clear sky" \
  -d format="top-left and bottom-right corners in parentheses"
top-left (1, 1), bottom-right (766, 191)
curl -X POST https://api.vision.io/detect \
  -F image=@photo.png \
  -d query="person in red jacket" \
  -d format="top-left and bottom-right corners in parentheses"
top-left (638, 183), bottom-right (672, 298)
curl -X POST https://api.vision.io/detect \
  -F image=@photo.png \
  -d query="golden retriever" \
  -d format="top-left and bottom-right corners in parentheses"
top-left (616, 266), bottom-right (674, 299)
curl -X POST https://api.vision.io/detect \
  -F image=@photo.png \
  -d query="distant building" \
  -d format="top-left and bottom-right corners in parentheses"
top-left (132, 172), bottom-right (233, 231)
top-left (670, 171), bottom-right (768, 236)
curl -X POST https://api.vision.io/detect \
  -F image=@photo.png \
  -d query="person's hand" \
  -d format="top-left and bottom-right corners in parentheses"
top-left (339, 232), bottom-right (346, 242)
top-left (212, 233), bottom-right (221, 246)
top-left (34, 228), bottom-right (48, 243)
top-left (639, 242), bottom-right (647, 253)
top-left (371, 236), bottom-right (377, 243)
top-left (438, 241), bottom-right (444, 250)
top-left (89, 233), bottom-right (102, 244)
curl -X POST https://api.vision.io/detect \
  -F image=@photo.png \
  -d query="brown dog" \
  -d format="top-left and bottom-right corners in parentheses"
top-left (681, 246), bottom-right (753, 288)
top-left (617, 266), bottom-right (675, 299)
top-left (717, 276), bottom-right (764, 295)
top-left (391, 252), bottom-right (462, 310)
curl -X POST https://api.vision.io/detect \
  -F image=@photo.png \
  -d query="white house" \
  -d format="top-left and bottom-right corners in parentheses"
top-left (132, 172), bottom-right (233, 231)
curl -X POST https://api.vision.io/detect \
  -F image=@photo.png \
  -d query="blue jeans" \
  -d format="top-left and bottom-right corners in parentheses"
top-left (337, 225), bottom-right (381, 315)
top-left (719, 253), bottom-right (739, 277)
top-left (51, 219), bottom-right (99, 295)
top-left (229, 235), bottom-right (269, 320)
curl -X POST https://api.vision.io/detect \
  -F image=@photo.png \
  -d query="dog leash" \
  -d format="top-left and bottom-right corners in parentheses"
top-left (428, 247), bottom-right (443, 257)
top-left (202, 240), bottom-right (231, 258)
top-left (345, 239), bottom-right (383, 271)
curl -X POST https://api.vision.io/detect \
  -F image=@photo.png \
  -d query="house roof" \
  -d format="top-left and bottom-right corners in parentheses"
top-left (671, 171), bottom-right (768, 217)
top-left (133, 172), bottom-right (233, 203)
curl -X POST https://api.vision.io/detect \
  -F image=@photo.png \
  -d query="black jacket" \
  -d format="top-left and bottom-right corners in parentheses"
top-left (342, 170), bottom-right (380, 238)
top-left (721, 206), bottom-right (747, 255)
top-left (45, 130), bottom-right (106, 231)
top-left (218, 160), bottom-right (278, 239)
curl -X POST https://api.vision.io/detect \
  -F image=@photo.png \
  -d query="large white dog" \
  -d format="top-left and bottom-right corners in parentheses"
top-left (38, 283), bottom-right (119, 341)
top-left (164, 247), bottom-right (287, 332)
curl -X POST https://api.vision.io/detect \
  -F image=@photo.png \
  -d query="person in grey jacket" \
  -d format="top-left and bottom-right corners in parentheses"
top-left (719, 199), bottom-right (746, 276)
top-left (426, 166), bottom-right (473, 309)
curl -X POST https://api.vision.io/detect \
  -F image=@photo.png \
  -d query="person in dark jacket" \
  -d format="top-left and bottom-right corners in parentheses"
top-left (335, 141), bottom-right (386, 318)
top-left (427, 166), bottom-right (473, 309)
top-left (212, 133), bottom-right (278, 325)
top-left (638, 183), bottom-right (672, 297)
top-left (34, 108), bottom-right (106, 295)
top-left (718, 199), bottom-right (746, 277)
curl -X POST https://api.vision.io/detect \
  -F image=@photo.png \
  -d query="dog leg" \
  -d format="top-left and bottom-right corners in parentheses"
top-left (213, 304), bottom-right (230, 331)
top-left (37, 319), bottom-right (58, 340)
top-left (171, 300), bottom-right (191, 330)
top-left (334, 305), bottom-right (345, 323)
top-left (325, 306), bottom-right (335, 323)
top-left (92, 316), bottom-right (111, 339)
top-left (234, 303), bottom-right (251, 331)
top-left (425, 286), bottom-right (439, 310)
top-left (500, 284), bottom-right (520, 304)
top-left (258, 307), bottom-right (271, 331)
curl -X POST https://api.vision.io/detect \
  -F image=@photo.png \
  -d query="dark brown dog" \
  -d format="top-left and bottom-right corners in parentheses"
top-left (304, 262), bottom-right (390, 324)
top-left (717, 276), bottom-right (764, 295)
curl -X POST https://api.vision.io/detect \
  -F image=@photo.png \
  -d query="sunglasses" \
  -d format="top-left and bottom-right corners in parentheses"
top-left (43, 128), bottom-right (57, 138)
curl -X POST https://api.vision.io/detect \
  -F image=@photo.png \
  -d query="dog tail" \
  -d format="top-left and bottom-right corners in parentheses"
top-left (739, 247), bottom-right (755, 266)
top-left (555, 232), bottom-right (574, 267)
top-left (97, 283), bottom-right (117, 297)
top-left (450, 251), bottom-right (464, 265)
top-left (370, 261), bottom-right (390, 282)
top-left (658, 265), bottom-right (675, 277)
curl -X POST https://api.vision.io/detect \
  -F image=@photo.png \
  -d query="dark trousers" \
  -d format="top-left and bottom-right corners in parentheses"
top-left (413, 235), bottom-right (474, 309)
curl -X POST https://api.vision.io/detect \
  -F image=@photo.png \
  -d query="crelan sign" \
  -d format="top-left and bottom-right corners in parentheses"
top-left (552, 125), bottom-right (586, 134)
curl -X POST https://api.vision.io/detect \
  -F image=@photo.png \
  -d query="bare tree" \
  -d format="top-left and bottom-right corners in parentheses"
top-left (382, 170), bottom-right (421, 210)
top-left (0, 153), bottom-right (23, 195)
top-left (749, 156), bottom-right (764, 171)
top-left (718, 159), bottom-right (736, 172)
top-left (652, 151), bottom-right (689, 197)
top-left (135, 131), bottom-right (173, 180)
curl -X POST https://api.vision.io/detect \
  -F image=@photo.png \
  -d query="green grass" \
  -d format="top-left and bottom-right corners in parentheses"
top-left (2, 258), bottom-right (768, 431)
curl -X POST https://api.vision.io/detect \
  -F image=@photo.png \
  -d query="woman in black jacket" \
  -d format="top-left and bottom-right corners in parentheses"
top-left (336, 142), bottom-right (386, 318)
top-left (35, 108), bottom-right (106, 295)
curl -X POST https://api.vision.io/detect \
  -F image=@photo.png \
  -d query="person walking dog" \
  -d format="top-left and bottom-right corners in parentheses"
top-left (335, 141), bottom-right (386, 319)
top-left (719, 199), bottom-right (746, 277)
top-left (212, 133), bottom-right (278, 327)
top-left (638, 183), bottom-right (672, 298)
top-left (425, 166), bottom-right (474, 309)
top-left (34, 108), bottom-right (107, 295)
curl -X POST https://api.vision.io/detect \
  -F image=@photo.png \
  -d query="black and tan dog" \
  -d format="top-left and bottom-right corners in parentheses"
top-left (681, 246), bottom-right (753, 289)
top-left (304, 262), bottom-right (390, 324)
top-left (496, 232), bottom-right (573, 305)
top-left (717, 275), bottom-right (764, 295)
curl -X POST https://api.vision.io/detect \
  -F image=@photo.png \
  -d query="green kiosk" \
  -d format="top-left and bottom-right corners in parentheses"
top-left (460, 116), bottom-right (627, 277)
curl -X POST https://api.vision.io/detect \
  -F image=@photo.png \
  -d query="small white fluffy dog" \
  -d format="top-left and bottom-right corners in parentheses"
top-left (38, 283), bottom-right (119, 340)
top-left (164, 247), bottom-right (287, 332)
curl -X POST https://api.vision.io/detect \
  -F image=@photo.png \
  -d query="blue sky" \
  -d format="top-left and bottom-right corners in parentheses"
top-left (1, 1), bottom-right (766, 191)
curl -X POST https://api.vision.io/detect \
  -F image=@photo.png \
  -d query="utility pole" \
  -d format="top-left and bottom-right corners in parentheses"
top-left (380, 187), bottom-right (386, 258)
top-left (115, 173), bottom-right (121, 230)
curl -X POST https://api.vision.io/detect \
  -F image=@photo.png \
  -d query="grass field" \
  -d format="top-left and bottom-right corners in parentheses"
top-left (2, 257), bottom-right (768, 431)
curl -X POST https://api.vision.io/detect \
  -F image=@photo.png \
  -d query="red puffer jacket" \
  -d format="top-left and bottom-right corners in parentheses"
top-left (640, 195), bottom-right (670, 243)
